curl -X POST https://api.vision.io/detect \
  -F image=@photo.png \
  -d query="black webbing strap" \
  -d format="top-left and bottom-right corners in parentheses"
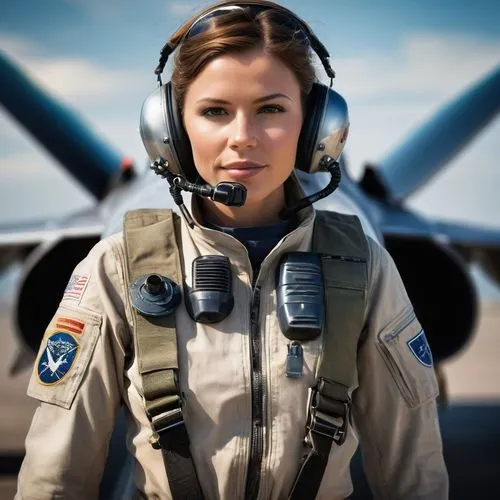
top-left (123, 209), bottom-right (204, 500)
top-left (289, 210), bottom-right (368, 499)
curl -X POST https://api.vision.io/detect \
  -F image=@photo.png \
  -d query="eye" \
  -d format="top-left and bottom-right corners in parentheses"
top-left (201, 107), bottom-right (228, 117)
top-left (259, 104), bottom-right (286, 114)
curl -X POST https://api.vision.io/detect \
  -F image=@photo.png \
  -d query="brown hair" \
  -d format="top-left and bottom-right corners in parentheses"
top-left (169, 0), bottom-right (317, 110)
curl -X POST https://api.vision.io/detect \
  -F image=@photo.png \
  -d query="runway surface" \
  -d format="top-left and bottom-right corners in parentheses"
top-left (1, 299), bottom-right (499, 499)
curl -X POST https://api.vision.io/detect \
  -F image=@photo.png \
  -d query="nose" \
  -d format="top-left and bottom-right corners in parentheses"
top-left (227, 113), bottom-right (257, 150)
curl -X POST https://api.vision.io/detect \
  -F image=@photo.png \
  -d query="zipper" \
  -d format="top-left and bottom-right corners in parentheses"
top-left (321, 254), bottom-right (366, 263)
top-left (380, 308), bottom-right (415, 342)
top-left (244, 285), bottom-right (264, 500)
top-left (376, 309), bottom-right (416, 401)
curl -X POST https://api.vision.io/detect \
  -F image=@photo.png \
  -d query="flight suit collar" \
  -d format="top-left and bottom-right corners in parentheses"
top-left (179, 172), bottom-right (316, 282)
top-left (187, 171), bottom-right (314, 231)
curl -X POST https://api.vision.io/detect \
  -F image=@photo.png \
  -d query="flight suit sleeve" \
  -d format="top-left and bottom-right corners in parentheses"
top-left (352, 237), bottom-right (449, 500)
top-left (15, 234), bottom-right (131, 500)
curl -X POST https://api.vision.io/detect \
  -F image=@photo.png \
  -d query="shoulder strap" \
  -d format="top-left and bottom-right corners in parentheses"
top-left (314, 210), bottom-right (368, 390)
top-left (124, 209), bottom-right (181, 417)
top-left (123, 208), bottom-right (204, 500)
top-left (289, 210), bottom-right (368, 499)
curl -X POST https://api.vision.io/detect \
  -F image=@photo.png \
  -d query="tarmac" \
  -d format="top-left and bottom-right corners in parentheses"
top-left (1, 299), bottom-right (499, 499)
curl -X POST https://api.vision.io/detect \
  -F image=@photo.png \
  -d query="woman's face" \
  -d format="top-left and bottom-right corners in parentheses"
top-left (183, 49), bottom-right (303, 210)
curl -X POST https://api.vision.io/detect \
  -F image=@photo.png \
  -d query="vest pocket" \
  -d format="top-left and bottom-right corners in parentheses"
top-left (376, 307), bottom-right (439, 408)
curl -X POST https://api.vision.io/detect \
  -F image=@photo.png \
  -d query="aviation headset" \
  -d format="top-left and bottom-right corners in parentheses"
top-left (139, 0), bottom-right (349, 210)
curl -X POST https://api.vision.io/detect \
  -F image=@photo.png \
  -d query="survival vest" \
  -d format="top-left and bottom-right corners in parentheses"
top-left (123, 208), bottom-right (369, 500)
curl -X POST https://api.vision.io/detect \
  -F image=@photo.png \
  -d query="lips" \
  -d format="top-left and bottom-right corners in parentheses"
top-left (221, 161), bottom-right (265, 170)
top-left (220, 161), bottom-right (266, 180)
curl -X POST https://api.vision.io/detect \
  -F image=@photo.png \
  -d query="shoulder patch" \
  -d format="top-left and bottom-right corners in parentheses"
top-left (28, 307), bottom-right (102, 409)
top-left (407, 330), bottom-right (433, 367)
top-left (62, 274), bottom-right (89, 304)
top-left (37, 332), bottom-right (80, 385)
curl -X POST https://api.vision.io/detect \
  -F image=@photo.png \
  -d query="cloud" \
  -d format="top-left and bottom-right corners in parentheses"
top-left (59, 0), bottom-right (204, 20)
top-left (167, 2), bottom-right (204, 16)
top-left (0, 35), bottom-right (144, 105)
top-left (333, 33), bottom-right (500, 101)
top-left (0, 152), bottom-right (69, 180)
top-left (0, 149), bottom-right (94, 225)
top-left (0, 111), bottom-right (26, 144)
top-left (0, 172), bottom-right (93, 225)
top-left (331, 33), bottom-right (500, 175)
top-left (0, 36), bottom-right (37, 58)
top-left (58, 0), bottom-right (130, 19)
top-left (28, 58), bottom-right (141, 103)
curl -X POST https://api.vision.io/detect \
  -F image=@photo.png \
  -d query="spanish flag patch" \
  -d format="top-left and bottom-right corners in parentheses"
top-left (55, 317), bottom-right (85, 335)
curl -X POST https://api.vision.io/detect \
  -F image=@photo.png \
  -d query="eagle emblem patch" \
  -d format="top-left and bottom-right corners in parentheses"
top-left (407, 329), bottom-right (433, 367)
top-left (37, 332), bottom-right (80, 385)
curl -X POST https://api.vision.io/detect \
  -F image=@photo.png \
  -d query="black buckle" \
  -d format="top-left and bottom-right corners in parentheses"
top-left (307, 389), bottom-right (350, 451)
top-left (149, 407), bottom-right (184, 450)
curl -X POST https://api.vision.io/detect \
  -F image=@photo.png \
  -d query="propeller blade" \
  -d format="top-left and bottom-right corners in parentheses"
top-left (360, 65), bottom-right (500, 203)
top-left (0, 50), bottom-right (134, 201)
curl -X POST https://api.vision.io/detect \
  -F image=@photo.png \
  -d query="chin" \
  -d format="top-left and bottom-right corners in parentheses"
top-left (246, 187), bottom-right (283, 207)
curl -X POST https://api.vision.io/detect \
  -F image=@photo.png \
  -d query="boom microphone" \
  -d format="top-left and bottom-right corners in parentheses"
top-left (178, 178), bottom-right (247, 207)
top-left (150, 157), bottom-right (247, 207)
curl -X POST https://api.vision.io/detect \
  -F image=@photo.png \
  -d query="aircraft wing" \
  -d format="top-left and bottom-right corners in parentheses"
top-left (0, 208), bottom-right (105, 248)
top-left (0, 208), bottom-right (105, 280)
top-left (379, 204), bottom-right (500, 246)
top-left (0, 216), bottom-right (104, 248)
top-left (0, 206), bottom-right (106, 357)
top-left (432, 220), bottom-right (500, 248)
top-left (432, 219), bottom-right (500, 284)
top-left (378, 202), bottom-right (500, 285)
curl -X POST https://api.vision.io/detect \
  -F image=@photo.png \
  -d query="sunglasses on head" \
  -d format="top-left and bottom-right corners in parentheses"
top-left (154, 2), bottom-right (335, 85)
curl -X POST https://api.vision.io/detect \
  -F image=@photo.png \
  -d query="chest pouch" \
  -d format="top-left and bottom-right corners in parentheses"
top-left (276, 252), bottom-right (324, 341)
top-left (185, 255), bottom-right (234, 324)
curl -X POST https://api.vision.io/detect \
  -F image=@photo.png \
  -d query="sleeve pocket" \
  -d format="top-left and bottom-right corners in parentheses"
top-left (27, 305), bottom-right (102, 409)
top-left (376, 307), bottom-right (439, 408)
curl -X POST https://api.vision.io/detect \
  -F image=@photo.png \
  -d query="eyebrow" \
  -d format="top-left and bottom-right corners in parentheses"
top-left (196, 93), bottom-right (292, 104)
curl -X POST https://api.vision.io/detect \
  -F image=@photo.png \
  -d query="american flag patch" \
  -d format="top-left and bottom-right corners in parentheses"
top-left (55, 317), bottom-right (85, 335)
top-left (62, 274), bottom-right (89, 303)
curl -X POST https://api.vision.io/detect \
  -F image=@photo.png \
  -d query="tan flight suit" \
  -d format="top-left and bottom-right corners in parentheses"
top-left (16, 178), bottom-right (448, 500)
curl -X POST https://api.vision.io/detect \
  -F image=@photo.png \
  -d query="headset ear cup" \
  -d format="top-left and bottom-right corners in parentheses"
top-left (164, 82), bottom-right (198, 182)
top-left (295, 83), bottom-right (328, 173)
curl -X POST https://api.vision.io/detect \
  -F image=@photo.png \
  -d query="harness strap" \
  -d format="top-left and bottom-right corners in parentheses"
top-left (123, 209), bottom-right (204, 500)
top-left (289, 211), bottom-right (368, 499)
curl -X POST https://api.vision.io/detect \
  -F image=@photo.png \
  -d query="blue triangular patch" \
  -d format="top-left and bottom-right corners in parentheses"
top-left (407, 330), bottom-right (433, 367)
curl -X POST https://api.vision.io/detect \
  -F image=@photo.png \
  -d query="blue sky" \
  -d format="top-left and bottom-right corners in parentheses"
top-left (0, 0), bottom-right (499, 227)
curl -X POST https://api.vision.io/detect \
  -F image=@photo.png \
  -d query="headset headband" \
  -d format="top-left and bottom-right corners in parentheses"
top-left (154, 1), bottom-right (335, 85)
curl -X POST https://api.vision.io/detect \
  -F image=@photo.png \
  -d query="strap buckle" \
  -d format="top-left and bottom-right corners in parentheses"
top-left (149, 406), bottom-right (184, 450)
top-left (307, 388), bottom-right (350, 453)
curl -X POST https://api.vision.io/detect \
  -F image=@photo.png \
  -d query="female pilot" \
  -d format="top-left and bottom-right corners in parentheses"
top-left (16, 1), bottom-right (448, 499)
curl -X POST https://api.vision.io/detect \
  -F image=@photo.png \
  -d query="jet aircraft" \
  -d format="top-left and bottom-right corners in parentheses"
top-left (1, 49), bottom-right (499, 496)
